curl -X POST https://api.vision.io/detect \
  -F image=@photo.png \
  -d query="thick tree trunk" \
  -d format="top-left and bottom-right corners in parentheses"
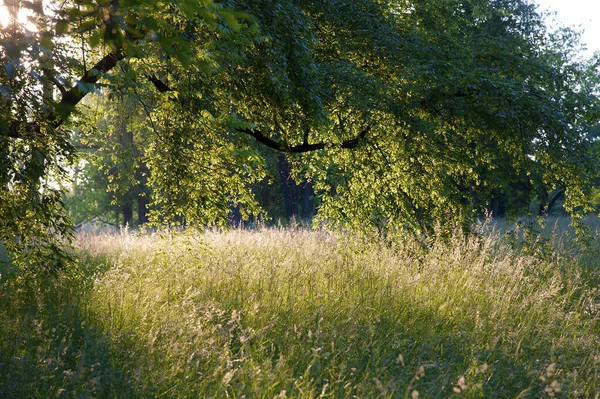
top-left (229, 205), bottom-right (242, 227)
top-left (122, 202), bottom-right (133, 227)
top-left (490, 197), bottom-right (504, 218)
top-left (278, 155), bottom-right (298, 221)
top-left (301, 180), bottom-right (314, 221)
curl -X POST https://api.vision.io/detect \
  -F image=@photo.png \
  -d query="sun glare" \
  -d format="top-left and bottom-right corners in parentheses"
top-left (0, 1), bottom-right (38, 31)
top-left (0, 4), bottom-right (9, 28)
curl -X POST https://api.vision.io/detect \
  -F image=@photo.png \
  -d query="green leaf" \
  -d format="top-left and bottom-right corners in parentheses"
top-left (89, 28), bottom-right (105, 48)
top-left (40, 36), bottom-right (54, 52)
top-left (220, 9), bottom-right (240, 31)
top-left (55, 19), bottom-right (69, 35)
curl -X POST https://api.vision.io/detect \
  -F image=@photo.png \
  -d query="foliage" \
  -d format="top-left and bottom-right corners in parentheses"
top-left (299, 0), bottom-right (600, 234)
top-left (0, 0), bottom-right (255, 264)
top-left (2, 0), bottom-right (600, 267)
top-left (66, 86), bottom-right (152, 227)
top-left (1, 226), bottom-right (600, 397)
top-left (65, 157), bottom-right (118, 227)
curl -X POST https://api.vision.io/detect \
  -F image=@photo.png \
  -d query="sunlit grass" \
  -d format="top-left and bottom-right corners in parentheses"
top-left (1, 223), bottom-right (600, 397)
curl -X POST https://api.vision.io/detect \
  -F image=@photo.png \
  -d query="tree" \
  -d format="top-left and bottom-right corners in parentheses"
top-left (297, 0), bottom-right (600, 234)
top-left (66, 87), bottom-right (151, 228)
top-left (233, 0), bottom-right (599, 234)
top-left (1, 0), bottom-right (257, 268)
top-left (1, 0), bottom-right (599, 269)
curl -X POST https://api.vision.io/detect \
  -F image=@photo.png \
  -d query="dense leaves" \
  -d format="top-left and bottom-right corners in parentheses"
top-left (0, 0), bottom-right (252, 266)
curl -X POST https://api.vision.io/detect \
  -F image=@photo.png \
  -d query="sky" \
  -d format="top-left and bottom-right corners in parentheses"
top-left (535, 0), bottom-right (600, 56)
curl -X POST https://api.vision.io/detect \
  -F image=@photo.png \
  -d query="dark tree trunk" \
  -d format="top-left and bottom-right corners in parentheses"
top-left (122, 201), bottom-right (133, 227)
top-left (301, 180), bottom-right (314, 221)
top-left (137, 194), bottom-right (149, 225)
top-left (278, 155), bottom-right (298, 221)
top-left (490, 197), bottom-right (504, 218)
top-left (543, 187), bottom-right (565, 216)
top-left (120, 110), bottom-right (135, 227)
top-left (229, 205), bottom-right (242, 227)
top-left (135, 163), bottom-right (149, 225)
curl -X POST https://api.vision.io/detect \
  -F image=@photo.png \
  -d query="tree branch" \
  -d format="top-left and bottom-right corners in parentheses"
top-left (56, 50), bottom-right (125, 127)
top-left (237, 125), bottom-right (370, 153)
top-left (146, 74), bottom-right (173, 93)
top-left (42, 67), bottom-right (67, 97)
top-left (142, 72), bottom-right (373, 155)
top-left (2, 50), bottom-right (126, 140)
top-left (3, 50), bottom-right (126, 139)
top-left (6, 121), bottom-right (41, 139)
top-left (303, 128), bottom-right (309, 146)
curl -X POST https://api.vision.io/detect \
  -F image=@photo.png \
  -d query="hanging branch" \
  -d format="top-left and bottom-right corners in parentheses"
top-left (143, 73), bottom-right (371, 154)
top-left (236, 125), bottom-right (370, 153)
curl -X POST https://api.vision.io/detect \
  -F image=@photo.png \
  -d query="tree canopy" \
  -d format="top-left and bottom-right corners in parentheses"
top-left (2, 0), bottom-right (600, 269)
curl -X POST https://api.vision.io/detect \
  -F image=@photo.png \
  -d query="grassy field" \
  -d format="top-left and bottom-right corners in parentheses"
top-left (1, 224), bottom-right (600, 398)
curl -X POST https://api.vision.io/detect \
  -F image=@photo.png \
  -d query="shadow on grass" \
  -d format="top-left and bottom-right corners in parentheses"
top-left (0, 258), bottom-right (141, 398)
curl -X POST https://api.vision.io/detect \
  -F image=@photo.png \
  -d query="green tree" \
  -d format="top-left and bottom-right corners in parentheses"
top-left (66, 87), bottom-right (151, 228)
top-left (1, 0), bottom-right (255, 268)
top-left (2, 0), bottom-right (600, 269)
top-left (297, 0), bottom-right (600, 234)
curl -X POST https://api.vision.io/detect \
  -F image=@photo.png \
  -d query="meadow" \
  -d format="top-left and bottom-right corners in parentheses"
top-left (1, 222), bottom-right (599, 398)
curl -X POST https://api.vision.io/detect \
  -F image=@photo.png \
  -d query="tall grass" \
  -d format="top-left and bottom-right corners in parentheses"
top-left (1, 224), bottom-right (599, 397)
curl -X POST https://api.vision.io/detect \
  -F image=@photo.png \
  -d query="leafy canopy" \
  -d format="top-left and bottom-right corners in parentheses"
top-left (1, 0), bottom-right (599, 268)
